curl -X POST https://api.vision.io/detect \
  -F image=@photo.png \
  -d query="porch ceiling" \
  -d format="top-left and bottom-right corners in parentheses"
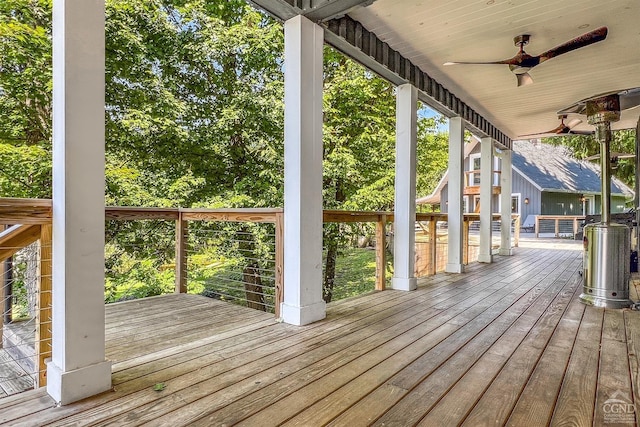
top-left (250, 0), bottom-right (640, 140)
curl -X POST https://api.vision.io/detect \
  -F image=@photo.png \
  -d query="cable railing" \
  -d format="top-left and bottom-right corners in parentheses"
top-left (0, 220), bottom-right (52, 398)
top-left (322, 212), bottom-right (391, 303)
top-left (414, 213), bottom-right (521, 277)
top-left (534, 215), bottom-right (584, 238)
top-left (0, 197), bottom-right (520, 398)
top-left (186, 220), bottom-right (278, 313)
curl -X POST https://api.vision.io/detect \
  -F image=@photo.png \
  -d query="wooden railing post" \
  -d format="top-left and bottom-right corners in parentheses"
top-left (375, 214), bottom-right (387, 291)
top-left (428, 218), bottom-right (437, 275)
top-left (175, 212), bottom-right (188, 294)
top-left (36, 223), bottom-right (51, 388)
top-left (535, 216), bottom-right (540, 238)
top-left (275, 211), bottom-right (284, 318)
top-left (514, 215), bottom-right (520, 247)
top-left (0, 224), bottom-right (4, 347)
top-left (555, 218), bottom-right (560, 237)
top-left (463, 218), bottom-right (470, 265)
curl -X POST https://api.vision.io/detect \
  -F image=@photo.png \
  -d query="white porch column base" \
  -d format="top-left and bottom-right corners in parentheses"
top-left (47, 359), bottom-right (112, 405)
top-left (478, 254), bottom-right (494, 263)
top-left (446, 117), bottom-right (465, 274)
top-left (478, 137), bottom-right (493, 264)
top-left (282, 15), bottom-right (326, 326)
top-left (280, 301), bottom-right (326, 326)
top-left (499, 247), bottom-right (515, 256)
top-left (392, 277), bottom-right (418, 291)
top-left (446, 263), bottom-right (464, 273)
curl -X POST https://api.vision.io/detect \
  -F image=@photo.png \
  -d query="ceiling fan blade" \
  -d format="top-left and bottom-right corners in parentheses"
top-left (567, 130), bottom-right (594, 136)
top-left (516, 72), bottom-right (533, 87)
top-left (518, 129), bottom-right (557, 138)
top-left (538, 26), bottom-right (608, 63)
top-left (620, 89), bottom-right (640, 110)
top-left (566, 118), bottom-right (582, 129)
top-left (611, 152), bottom-right (635, 159)
top-left (444, 60), bottom-right (511, 66)
top-left (585, 152), bottom-right (633, 161)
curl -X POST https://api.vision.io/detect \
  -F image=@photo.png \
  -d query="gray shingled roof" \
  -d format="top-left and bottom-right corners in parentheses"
top-left (512, 140), bottom-right (633, 198)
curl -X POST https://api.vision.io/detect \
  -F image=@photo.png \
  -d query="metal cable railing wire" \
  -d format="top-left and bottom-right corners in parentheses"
top-left (0, 242), bottom-right (51, 398)
top-left (186, 222), bottom-right (277, 312)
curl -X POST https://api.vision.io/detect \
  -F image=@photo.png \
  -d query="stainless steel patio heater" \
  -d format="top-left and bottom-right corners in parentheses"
top-left (579, 94), bottom-right (632, 308)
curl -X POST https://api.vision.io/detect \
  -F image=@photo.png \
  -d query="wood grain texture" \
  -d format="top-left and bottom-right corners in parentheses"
top-left (0, 224), bottom-right (41, 263)
top-left (549, 306), bottom-right (603, 427)
top-left (593, 309), bottom-right (634, 427)
top-left (5, 243), bottom-right (630, 427)
top-left (35, 224), bottom-right (52, 388)
top-left (174, 218), bottom-right (188, 293)
top-left (375, 215), bottom-right (387, 290)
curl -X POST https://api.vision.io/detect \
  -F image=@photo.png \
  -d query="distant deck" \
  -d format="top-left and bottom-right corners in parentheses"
top-left (2, 240), bottom-right (640, 426)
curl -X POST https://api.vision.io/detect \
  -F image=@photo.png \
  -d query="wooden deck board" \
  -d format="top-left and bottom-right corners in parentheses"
top-left (550, 306), bottom-right (604, 427)
top-left (593, 309), bottom-right (635, 426)
top-left (3, 242), bottom-right (640, 426)
top-left (0, 350), bottom-right (33, 397)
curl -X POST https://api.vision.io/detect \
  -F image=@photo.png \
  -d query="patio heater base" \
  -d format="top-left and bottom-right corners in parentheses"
top-left (580, 222), bottom-right (632, 309)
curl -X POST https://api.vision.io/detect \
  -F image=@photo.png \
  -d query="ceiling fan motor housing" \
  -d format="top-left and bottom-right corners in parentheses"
top-left (513, 34), bottom-right (530, 47)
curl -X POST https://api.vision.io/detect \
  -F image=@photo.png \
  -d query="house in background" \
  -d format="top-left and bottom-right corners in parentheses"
top-left (418, 139), bottom-right (634, 223)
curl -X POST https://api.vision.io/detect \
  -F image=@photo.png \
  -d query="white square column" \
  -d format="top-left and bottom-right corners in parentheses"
top-left (446, 117), bottom-right (465, 273)
top-left (478, 137), bottom-right (494, 263)
top-left (48, 0), bottom-right (112, 405)
top-left (392, 84), bottom-right (418, 291)
top-left (500, 149), bottom-right (514, 255)
top-left (281, 15), bottom-right (326, 325)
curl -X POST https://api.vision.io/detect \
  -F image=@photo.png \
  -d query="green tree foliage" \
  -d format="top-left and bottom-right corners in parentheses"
top-left (545, 129), bottom-right (637, 188)
top-left (0, 0), bottom-right (451, 303)
top-left (0, 0), bottom-right (51, 197)
top-left (105, 0), bottom-right (284, 207)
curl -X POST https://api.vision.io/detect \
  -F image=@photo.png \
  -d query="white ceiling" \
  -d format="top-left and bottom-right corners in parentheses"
top-left (349, 0), bottom-right (640, 139)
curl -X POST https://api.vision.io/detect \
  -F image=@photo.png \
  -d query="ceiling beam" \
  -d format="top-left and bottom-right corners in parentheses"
top-left (246, 0), bottom-right (301, 21)
top-left (247, 0), bottom-right (376, 22)
top-left (302, 0), bottom-right (377, 22)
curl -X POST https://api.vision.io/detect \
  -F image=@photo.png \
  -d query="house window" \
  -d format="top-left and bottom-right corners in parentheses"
top-left (511, 194), bottom-right (521, 214)
top-left (469, 154), bottom-right (481, 186)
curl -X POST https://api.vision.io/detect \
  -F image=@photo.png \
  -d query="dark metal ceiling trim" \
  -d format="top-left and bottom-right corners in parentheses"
top-left (324, 16), bottom-right (511, 148)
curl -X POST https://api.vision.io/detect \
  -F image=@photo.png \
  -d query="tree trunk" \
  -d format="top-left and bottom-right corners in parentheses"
top-left (243, 262), bottom-right (266, 311)
top-left (323, 237), bottom-right (338, 303)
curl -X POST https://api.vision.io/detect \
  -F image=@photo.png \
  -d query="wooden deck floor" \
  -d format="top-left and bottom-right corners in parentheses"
top-left (1, 242), bottom-right (639, 426)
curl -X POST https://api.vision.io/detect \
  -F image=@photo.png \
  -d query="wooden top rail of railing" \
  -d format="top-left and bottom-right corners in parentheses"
top-left (0, 198), bottom-right (53, 224)
top-left (0, 199), bottom-right (521, 226)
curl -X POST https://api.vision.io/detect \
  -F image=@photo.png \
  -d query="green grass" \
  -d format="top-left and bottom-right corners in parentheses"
top-left (329, 248), bottom-right (379, 301)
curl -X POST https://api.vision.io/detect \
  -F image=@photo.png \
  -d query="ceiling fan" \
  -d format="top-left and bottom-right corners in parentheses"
top-left (444, 26), bottom-right (608, 87)
top-left (518, 115), bottom-right (593, 138)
